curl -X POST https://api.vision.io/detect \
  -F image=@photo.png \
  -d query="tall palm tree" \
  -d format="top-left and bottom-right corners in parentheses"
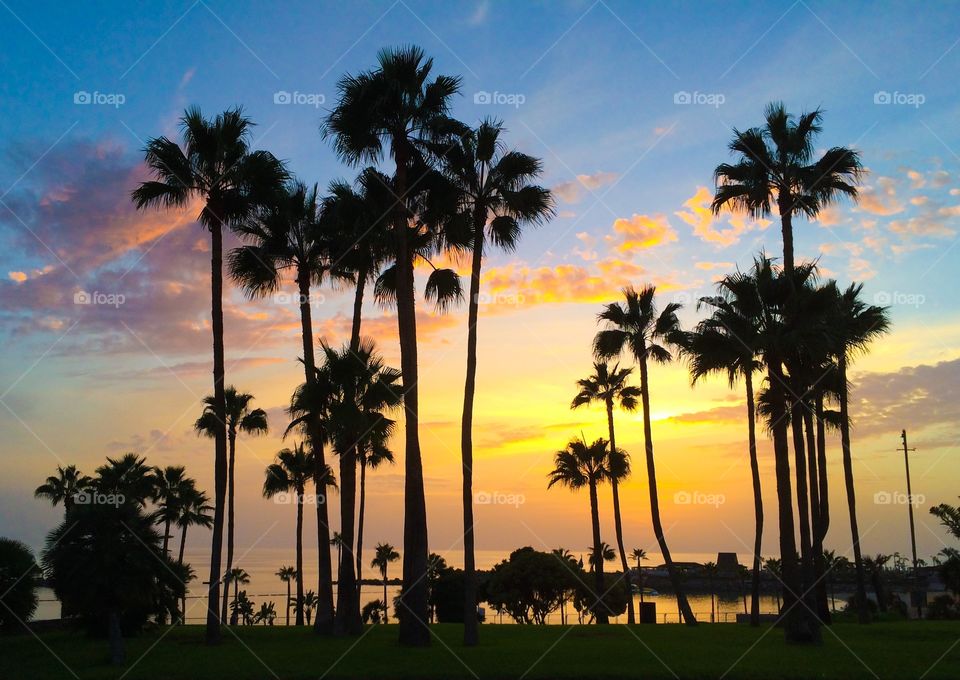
top-left (631, 548), bottom-right (648, 606)
top-left (371, 543), bottom-right (400, 621)
top-left (594, 285), bottom-right (696, 625)
top-left (176, 486), bottom-right (213, 566)
top-left (679, 276), bottom-right (764, 627)
top-left (35, 465), bottom-right (92, 512)
top-left (263, 444), bottom-right (316, 625)
top-left (196, 386), bottom-right (269, 623)
top-left (324, 46), bottom-right (462, 646)
top-left (152, 466), bottom-right (189, 558)
top-left (357, 436), bottom-right (396, 599)
top-left (226, 567), bottom-right (250, 626)
top-left (437, 118), bottom-right (554, 644)
top-left (229, 181), bottom-right (338, 633)
top-left (316, 338), bottom-right (402, 634)
top-left (571, 361), bottom-right (641, 624)
top-left (712, 102), bottom-right (862, 274)
top-left (276, 566), bottom-right (297, 626)
top-left (133, 107), bottom-right (288, 644)
top-left (829, 282), bottom-right (890, 623)
top-left (547, 437), bottom-right (612, 624)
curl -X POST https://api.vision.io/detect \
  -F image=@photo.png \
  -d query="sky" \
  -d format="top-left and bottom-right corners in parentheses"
top-left (1, 0), bottom-right (959, 572)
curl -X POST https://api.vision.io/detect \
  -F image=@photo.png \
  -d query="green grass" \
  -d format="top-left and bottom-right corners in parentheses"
top-left (2, 621), bottom-right (959, 679)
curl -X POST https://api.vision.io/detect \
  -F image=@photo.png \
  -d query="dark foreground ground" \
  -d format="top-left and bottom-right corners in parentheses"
top-left (2, 621), bottom-right (958, 679)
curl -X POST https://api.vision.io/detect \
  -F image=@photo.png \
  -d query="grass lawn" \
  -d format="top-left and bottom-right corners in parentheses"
top-left (2, 621), bottom-right (959, 680)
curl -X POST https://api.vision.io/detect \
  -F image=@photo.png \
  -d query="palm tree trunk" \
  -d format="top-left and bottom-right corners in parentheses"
top-left (745, 373), bottom-right (763, 627)
top-left (587, 479), bottom-right (608, 624)
top-left (221, 431), bottom-right (237, 625)
top-left (779, 198), bottom-right (795, 274)
top-left (383, 569), bottom-right (389, 621)
top-left (108, 609), bottom-right (125, 665)
top-left (297, 272), bottom-right (334, 634)
top-left (206, 219), bottom-right (228, 646)
top-left (286, 581), bottom-right (291, 626)
top-left (335, 448), bottom-right (362, 635)
top-left (767, 362), bottom-right (820, 642)
top-left (394, 151), bottom-right (430, 647)
top-left (838, 356), bottom-right (869, 624)
top-left (638, 356), bottom-right (696, 625)
top-left (356, 458), bottom-right (367, 594)
top-left (460, 222), bottom-right (483, 645)
top-left (350, 264), bottom-right (367, 351)
top-left (178, 524), bottom-right (187, 565)
top-left (790, 399), bottom-right (814, 584)
top-left (163, 518), bottom-right (171, 557)
top-left (296, 487), bottom-right (305, 626)
top-left (605, 401), bottom-right (634, 624)
top-left (637, 557), bottom-right (645, 605)
top-left (814, 395), bottom-right (831, 622)
top-left (805, 409), bottom-right (830, 623)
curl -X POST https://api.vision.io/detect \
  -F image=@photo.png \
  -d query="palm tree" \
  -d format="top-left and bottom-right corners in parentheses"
top-left (176, 486), bottom-right (213, 566)
top-left (35, 465), bottom-right (92, 512)
top-left (357, 440), bottom-right (395, 599)
top-left (631, 548), bottom-right (648, 606)
top-left (196, 386), bottom-right (269, 625)
top-left (152, 466), bottom-right (189, 558)
top-left (330, 533), bottom-right (344, 570)
top-left (255, 601), bottom-right (277, 626)
top-left (371, 543), bottom-right (400, 621)
top-left (551, 548), bottom-right (577, 624)
top-left (229, 178), bottom-right (340, 634)
top-left (547, 437), bottom-right (612, 624)
top-left (263, 444), bottom-right (318, 625)
top-left (571, 361), bottom-right (641, 624)
top-left (324, 46), bottom-right (462, 646)
top-left (703, 562), bottom-right (718, 622)
top-left (829, 283), bottom-right (890, 623)
top-left (437, 118), bottom-right (554, 644)
top-left (133, 107), bottom-right (288, 644)
top-left (230, 589), bottom-right (254, 625)
top-left (303, 590), bottom-right (318, 626)
top-left (95, 453), bottom-right (157, 506)
top-left (679, 276), bottom-right (764, 627)
top-left (712, 102), bottom-right (862, 274)
top-left (594, 285), bottom-right (696, 625)
top-left (276, 566), bottom-right (297, 626)
top-left (226, 568), bottom-right (250, 626)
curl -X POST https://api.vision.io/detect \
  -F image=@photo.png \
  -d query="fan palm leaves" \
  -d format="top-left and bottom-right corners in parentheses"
top-left (35, 465), bottom-right (92, 512)
top-left (371, 542), bottom-right (400, 621)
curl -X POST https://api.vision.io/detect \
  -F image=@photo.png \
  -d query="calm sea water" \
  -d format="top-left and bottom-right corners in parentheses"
top-left (32, 548), bottom-right (800, 624)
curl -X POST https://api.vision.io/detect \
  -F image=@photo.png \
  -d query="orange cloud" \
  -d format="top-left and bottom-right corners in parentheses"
top-left (552, 171), bottom-right (619, 204)
top-left (675, 186), bottom-right (770, 246)
top-left (609, 213), bottom-right (677, 252)
top-left (858, 177), bottom-right (904, 216)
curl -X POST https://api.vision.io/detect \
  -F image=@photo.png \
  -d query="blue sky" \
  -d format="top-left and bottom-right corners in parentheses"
top-left (1, 1), bottom-right (959, 562)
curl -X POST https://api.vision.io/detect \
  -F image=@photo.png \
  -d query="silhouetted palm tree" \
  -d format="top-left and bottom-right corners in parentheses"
top-left (631, 548), bottom-right (648, 606)
top-left (303, 590), bottom-right (318, 626)
top-left (263, 444), bottom-right (317, 625)
top-left (371, 543), bottom-right (400, 621)
top-left (324, 45), bottom-right (462, 646)
top-left (95, 453), bottom-right (157, 506)
top-left (703, 561), bottom-right (718, 622)
top-left (680, 276), bottom-right (764, 626)
top-left (133, 107), bottom-right (287, 644)
top-left (255, 601), bottom-right (277, 625)
top-left (196, 386), bottom-right (268, 623)
top-left (357, 435), bottom-right (396, 598)
top-left (152, 466), bottom-right (189, 558)
top-left (276, 566), bottom-right (297, 626)
top-left (571, 361), bottom-right (641, 624)
top-left (226, 568), bottom-right (250, 626)
top-left (712, 102), bottom-right (862, 274)
top-left (830, 283), bottom-right (890, 623)
top-left (176, 486), bottom-right (213, 566)
top-left (547, 437), bottom-right (612, 624)
top-left (438, 118), bottom-right (554, 643)
top-left (35, 465), bottom-right (92, 512)
top-left (594, 285), bottom-right (696, 625)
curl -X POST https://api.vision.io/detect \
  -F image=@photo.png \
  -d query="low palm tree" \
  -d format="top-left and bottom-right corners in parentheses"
top-left (152, 466), bottom-right (189, 558)
top-left (632, 548), bottom-right (648, 606)
top-left (230, 590), bottom-right (254, 625)
top-left (330, 532), bottom-right (344, 571)
top-left (133, 107), bottom-right (288, 644)
top-left (176, 487), bottom-right (213, 566)
top-left (303, 590), bottom-right (318, 626)
top-left (679, 276), bottom-right (764, 626)
top-left (255, 601), bottom-right (277, 626)
top-left (594, 285), bottom-right (696, 625)
top-left (276, 566), bottom-right (297, 626)
top-left (226, 568), bottom-right (250, 626)
top-left (196, 387), bottom-right (269, 623)
top-left (571, 361), bottom-right (641, 624)
top-left (35, 465), bottom-right (92, 512)
top-left (547, 437), bottom-right (612, 624)
top-left (263, 445), bottom-right (315, 625)
top-left (371, 543), bottom-right (400, 621)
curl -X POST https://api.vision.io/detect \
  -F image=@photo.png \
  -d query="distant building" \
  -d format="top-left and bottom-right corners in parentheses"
top-left (716, 552), bottom-right (740, 577)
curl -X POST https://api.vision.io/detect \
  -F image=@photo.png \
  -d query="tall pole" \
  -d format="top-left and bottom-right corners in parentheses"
top-left (900, 429), bottom-right (920, 617)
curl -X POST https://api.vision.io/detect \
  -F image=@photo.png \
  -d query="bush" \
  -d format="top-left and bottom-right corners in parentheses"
top-left (0, 538), bottom-right (40, 629)
top-left (927, 595), bottom-right (959, 620)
